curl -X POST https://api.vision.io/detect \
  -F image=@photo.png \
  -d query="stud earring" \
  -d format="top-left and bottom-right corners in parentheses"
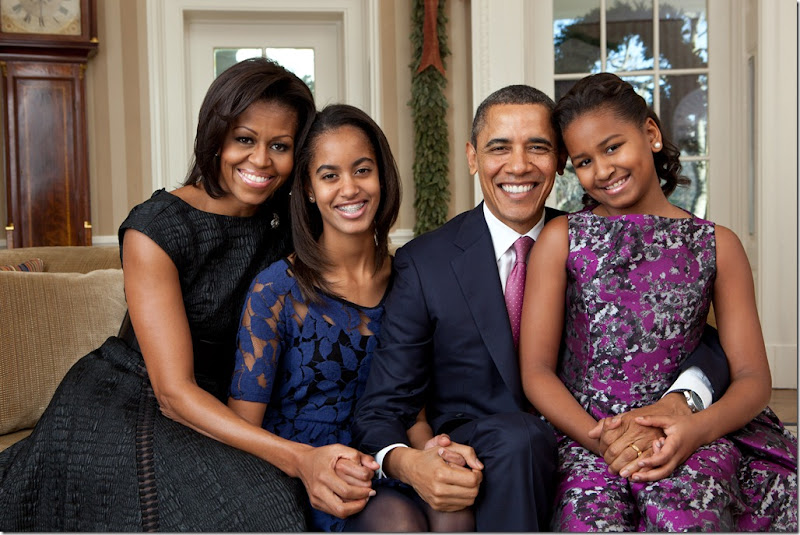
top-left (308, 195), bottom-right (315, 203)
top-left (653, 142), bottom-right (662, 150)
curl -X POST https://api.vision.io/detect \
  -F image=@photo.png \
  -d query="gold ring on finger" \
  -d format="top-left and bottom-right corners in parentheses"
top-left (628, 443), bottom-right (642, 457)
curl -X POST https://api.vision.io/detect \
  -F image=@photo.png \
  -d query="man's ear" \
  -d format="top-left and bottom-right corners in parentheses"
top-left (466, 142), bottom-right (478, 175)
top-left (557, 150), bottom-right (568, 175)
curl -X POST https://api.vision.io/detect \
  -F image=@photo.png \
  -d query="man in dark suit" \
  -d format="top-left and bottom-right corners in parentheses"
top-left (352, 85), bottom-right (728, 531)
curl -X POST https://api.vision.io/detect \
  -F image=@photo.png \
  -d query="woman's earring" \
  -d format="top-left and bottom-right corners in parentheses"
top-left (308, 195), bottom-right (315, 203)
top-left (653, 141), bottom-right (662, 150)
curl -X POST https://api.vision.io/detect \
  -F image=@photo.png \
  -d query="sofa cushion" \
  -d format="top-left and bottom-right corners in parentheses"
top-left (0, 246), bottom-right (120, 273)
top-left (0, 258), bottom-right (44, 272)
top-left (0, 269), bottom-right (127, 435)
top-left (0, 428), bottom-right (32, 451)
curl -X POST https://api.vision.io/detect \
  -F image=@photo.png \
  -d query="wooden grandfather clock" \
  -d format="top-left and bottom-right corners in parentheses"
top-left (0, 0), bottom-right (97, 248)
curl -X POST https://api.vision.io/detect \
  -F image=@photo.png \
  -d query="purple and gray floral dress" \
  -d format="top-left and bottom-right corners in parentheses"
top-left (553, 210), bottom-right (798, 531)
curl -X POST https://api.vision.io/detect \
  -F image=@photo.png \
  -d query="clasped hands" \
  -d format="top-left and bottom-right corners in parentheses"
top-left (298, 443), bottom-right (378, 519)
top-left (588, 392), bottom-right (704, 482)
top-left (306, 434), bottom-right (483, 518)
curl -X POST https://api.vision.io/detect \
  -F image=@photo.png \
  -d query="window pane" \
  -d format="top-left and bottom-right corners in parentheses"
top-left (670, 159), bottom-right (707, 217)
top-left (659, 0), bottom-right (708, 68)
top-left (266, 48), bottom-right (315, 96)
top-left (620, 75), bottom-right (655, 106)
top-left (606, 0), bottom-right (654, 72)
top-left (214, 48), bottom-right (262, 78)
top-left (659, 74), bottom-right (708, 156)
top-left (554, 0), bottom-right (602, 74)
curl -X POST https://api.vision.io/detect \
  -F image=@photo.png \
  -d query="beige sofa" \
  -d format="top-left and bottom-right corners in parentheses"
top-left (0, 246), bottom-right (126, 451)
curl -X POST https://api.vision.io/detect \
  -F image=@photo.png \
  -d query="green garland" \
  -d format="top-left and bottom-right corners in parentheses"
top-left (409, 0), bottom-right (450, 236)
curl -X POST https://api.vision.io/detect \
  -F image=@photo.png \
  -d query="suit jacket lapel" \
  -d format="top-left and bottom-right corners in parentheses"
top-left (450, 205), bottom-right (524, 406)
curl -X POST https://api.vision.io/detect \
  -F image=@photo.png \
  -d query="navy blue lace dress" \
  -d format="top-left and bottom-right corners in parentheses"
top-left (230, 258), bottom-right (387, 532)
top-left (0, 189), bottom-right (308, 532)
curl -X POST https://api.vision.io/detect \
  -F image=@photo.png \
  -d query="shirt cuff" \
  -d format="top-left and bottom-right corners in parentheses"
top-left (375, 443), bottom-right (409, 479)
top-left (663, 366), bottom-right (713, 410)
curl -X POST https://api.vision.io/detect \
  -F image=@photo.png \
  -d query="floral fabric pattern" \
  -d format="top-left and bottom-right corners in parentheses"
top-left (230, 258), bottom-right (385, 532)
top-left (553, 211), bottom-right (798, 532)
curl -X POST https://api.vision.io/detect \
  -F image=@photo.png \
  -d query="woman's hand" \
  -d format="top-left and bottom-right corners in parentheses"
top-left (297, 444), bottom-right (378, 518)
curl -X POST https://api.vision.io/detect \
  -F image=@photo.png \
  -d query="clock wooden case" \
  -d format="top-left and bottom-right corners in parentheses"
top-left (0, 0), bottom-right (97, 248)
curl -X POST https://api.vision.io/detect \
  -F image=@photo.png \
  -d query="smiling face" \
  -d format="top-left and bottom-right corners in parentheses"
top-left (563, 108), bottom-right (666, 215)
top-left (307, 125), bottom-right (381, 240)
top-left (467, 103), bottom-right (559, 234)
top-left (217, 99), bottom-right (298, 216)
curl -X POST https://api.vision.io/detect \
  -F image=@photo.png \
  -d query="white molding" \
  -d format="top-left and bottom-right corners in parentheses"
top-left (768, 345), bottom-right (798, 389)
top-left (146, 0), bottom-right (377, 193)
top-left (756, 0), bottom-right (797, 387)
top-left (91, 235), bottom-right (119, 247)
top-left (388, 228), bottom-right (414, 248)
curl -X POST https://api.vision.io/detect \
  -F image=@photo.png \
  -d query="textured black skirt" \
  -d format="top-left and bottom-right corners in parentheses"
top-left (0, 336), bottom-right (308, 532)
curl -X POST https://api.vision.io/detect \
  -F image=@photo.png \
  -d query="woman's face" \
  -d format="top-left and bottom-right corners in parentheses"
top-left (307, 125), bottom-right (381, 240)
top-left (217, 99), bottom-right (298, 217)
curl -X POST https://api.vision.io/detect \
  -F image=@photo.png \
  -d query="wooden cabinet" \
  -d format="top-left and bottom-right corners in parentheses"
top-left (2, 60), bottom-right (91, 246)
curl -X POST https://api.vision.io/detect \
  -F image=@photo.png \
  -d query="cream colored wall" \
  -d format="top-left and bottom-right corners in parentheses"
top-left (378, 0), bottom-right (473, 238)
top-left (83, 0), bottom-right (152, 243)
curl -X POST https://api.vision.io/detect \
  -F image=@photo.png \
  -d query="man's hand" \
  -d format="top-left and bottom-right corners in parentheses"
top-left (626, 413), bottom-right (705, 482)
top-left (333, 450), bottom-right (380, 488)
top-left (385, 442), bottom-right (483, 512)
top-left (421, 433), bottom-right (469, 467)
top-left (587, 392), bottom-right (690, 477)
top-left (297, 444), bottom-right (378, 519)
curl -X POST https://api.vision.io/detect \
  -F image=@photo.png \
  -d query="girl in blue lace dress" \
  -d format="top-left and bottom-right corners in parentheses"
top-left (228, 104), bottom-right (474, 532)
top-left (520, 73), bottom-right (797, 531)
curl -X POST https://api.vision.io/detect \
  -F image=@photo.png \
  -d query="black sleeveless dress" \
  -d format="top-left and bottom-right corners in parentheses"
top-left (0, 189), bottom-right (309, 532)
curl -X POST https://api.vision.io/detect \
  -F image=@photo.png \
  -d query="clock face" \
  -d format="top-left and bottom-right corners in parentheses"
top-left (0, 0), bottom-right (81, 36)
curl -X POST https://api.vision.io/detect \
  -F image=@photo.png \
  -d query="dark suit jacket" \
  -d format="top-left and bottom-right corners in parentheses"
top-left (352, 203), bottom-right (729, 454)
top-left (352, 204), bottom-right (562, 453)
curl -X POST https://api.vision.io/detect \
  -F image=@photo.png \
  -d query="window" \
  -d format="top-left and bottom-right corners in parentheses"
top-left (552, 0), bottom-right (709, 216)
top-left (213, 47), bottom-right (316, 96)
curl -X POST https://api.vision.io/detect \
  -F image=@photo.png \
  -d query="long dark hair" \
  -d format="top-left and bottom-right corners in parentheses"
top-left (183, 58), bottom-right (316, 201)
top-left (291, 104), bottom-right (402, 302)
top-left (553, 73), bottom-right (688, 203)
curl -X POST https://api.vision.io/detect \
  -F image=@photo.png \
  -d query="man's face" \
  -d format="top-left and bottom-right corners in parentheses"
top-left (466, 103), bottom-right (560, 234)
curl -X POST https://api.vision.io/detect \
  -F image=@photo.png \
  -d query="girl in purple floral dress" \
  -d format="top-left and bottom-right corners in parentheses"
top-left (519, 73), bottom-right (797, 531)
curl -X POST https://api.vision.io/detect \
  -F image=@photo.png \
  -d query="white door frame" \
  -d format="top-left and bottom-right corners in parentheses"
top-left (145, 0), bottom-right (380, 193)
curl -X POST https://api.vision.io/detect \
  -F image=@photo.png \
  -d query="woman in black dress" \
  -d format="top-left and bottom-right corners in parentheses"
top-left (0, 58), bottom-right (370, 532)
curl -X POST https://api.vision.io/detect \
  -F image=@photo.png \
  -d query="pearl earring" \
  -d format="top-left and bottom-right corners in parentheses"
top-left (653, 142), bottom-right (662, 150)
top-left (308, 195), bottom-right (315, 203)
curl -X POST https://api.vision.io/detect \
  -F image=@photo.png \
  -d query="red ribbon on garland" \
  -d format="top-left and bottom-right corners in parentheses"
top-left (416, 0), bottom-right (446, 75)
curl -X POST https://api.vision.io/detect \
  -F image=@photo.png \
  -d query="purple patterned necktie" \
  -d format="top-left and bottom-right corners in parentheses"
top-left (505, 236), bottom-right (534, 349)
